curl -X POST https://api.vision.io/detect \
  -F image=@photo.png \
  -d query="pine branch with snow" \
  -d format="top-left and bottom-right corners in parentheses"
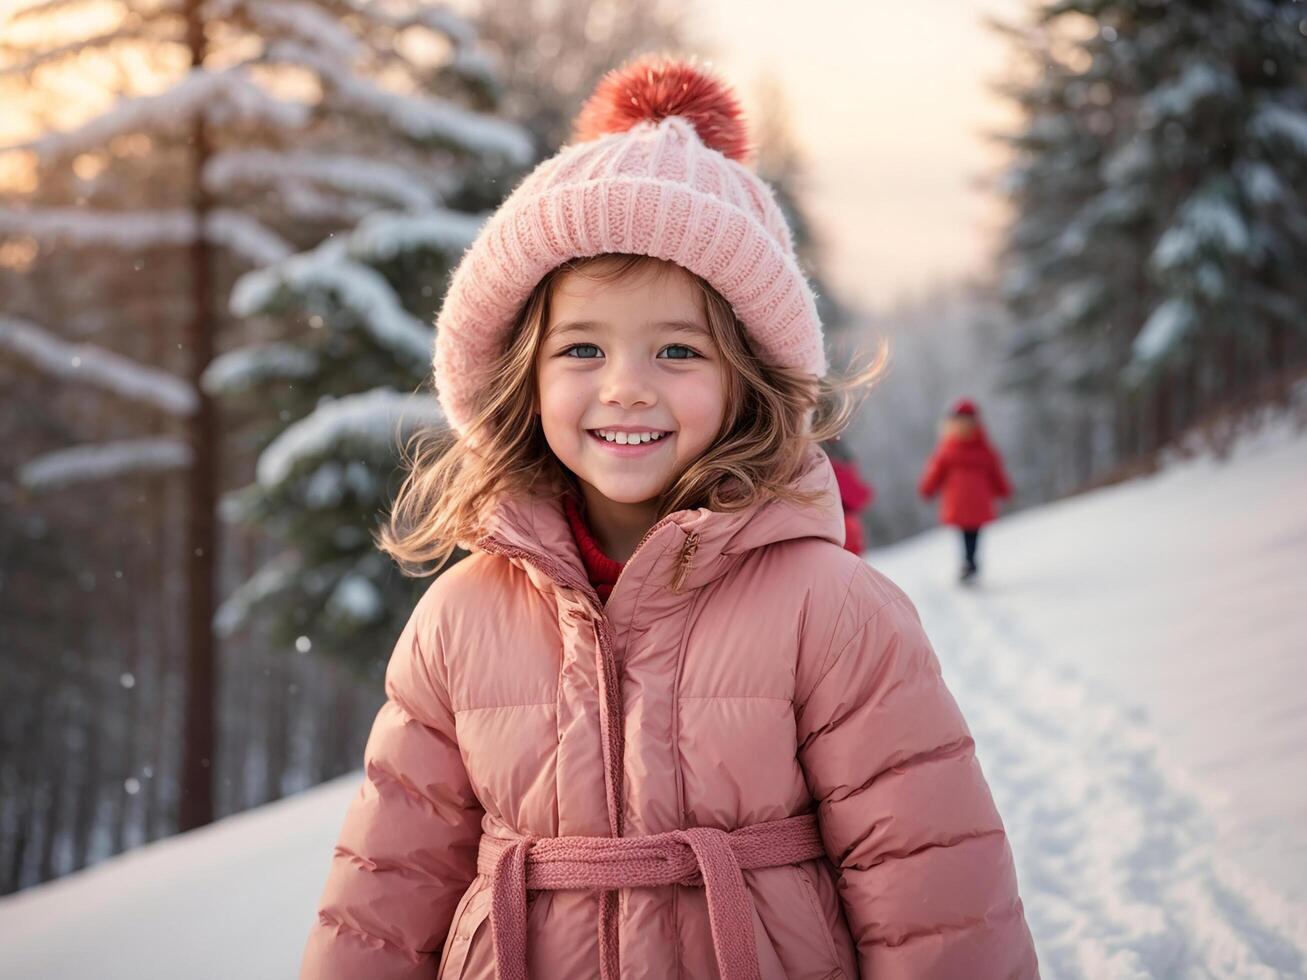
top-left (20, 438), bottom-right (192, 490)
top-left (0, 315), bottom-right (196, 417)
top-left (2, 0), bottom-right (529, 675)
top-left (992, 0), bottom-right (1307, 464)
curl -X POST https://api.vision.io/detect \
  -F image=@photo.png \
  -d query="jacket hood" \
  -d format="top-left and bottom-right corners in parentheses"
top-left (475, 445), bottom-right (846, 601)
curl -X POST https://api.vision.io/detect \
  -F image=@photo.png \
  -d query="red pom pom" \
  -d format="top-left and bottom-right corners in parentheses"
top-left (573, 55), bottom-right (750, 162)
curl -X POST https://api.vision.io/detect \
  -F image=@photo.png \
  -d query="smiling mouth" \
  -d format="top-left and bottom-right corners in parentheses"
top-left (586, 428), bottom-right (674, 446)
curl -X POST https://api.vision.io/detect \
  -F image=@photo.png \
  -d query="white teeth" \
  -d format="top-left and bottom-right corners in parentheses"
top-left (593, 429), bottom-right (668, 444)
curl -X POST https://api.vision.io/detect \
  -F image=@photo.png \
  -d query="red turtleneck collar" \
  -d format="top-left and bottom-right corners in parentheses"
top-left (562, 493), bottom-right (625, 602)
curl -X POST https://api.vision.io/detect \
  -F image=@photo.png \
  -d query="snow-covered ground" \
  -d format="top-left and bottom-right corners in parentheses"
top-left (876, 416), bottom-right (1307, 978)
top-left (1, 417), bottom-right (1304, 979)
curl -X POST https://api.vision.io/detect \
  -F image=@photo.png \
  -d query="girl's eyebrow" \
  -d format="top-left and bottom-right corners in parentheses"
top-left (548, 318), bottom-right (709, 337)
top-left (657, 319), bottom-right (711, 337)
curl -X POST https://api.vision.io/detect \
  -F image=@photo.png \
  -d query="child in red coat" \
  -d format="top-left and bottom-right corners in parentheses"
top-left (823, 439), bottom-right (876, 554)
top-left (919, 399), bottom-right (1013, 581)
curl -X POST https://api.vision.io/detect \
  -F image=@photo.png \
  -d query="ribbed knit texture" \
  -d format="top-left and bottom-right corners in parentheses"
top-left (433, 114), bottom-right (828, 434)
top-left (562, 494), bottom-right (624, 602)
top-left (481, 813), bottom-right (827, 980)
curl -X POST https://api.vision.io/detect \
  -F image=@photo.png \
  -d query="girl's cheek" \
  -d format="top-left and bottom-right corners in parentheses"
top-left (669, 391), bottom-right (721, 428)
top-left (670, 369), bottom-right (726, 414)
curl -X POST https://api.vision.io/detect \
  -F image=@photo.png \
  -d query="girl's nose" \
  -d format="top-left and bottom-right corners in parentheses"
top-left (599, 360), bottom-right (656, 408)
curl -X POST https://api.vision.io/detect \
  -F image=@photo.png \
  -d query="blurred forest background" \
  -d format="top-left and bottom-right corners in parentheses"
top-left (1, 0), bottom-right (1304, 895)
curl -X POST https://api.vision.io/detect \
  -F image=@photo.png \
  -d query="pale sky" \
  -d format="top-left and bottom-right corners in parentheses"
top-left (700, 0), bottom-right (1027, 311)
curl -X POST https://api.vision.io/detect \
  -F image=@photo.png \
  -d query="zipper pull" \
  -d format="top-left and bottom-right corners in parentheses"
top-left (669, 532), bottom-right (700, 593)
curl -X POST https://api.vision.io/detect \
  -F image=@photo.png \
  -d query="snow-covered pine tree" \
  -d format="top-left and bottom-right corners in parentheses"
top-left (0, 0), bottom-right (528, 839)
top-left (211, 91), bottom-right (531, 677)
top-left (207, 224), bottom-right (464, 672)
top-left (217, 2), bottom-right (703, 675)
top-left (1111, 0), bottom-right (1307, 436)
top-left (994, 0), bottom-right (1307, 481)
top-left (989, 13), bottom-right (1128, 490)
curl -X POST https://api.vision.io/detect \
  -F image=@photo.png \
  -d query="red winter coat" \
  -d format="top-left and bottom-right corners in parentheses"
top-left (830, 456), bottom-right (875, 554)
top-left (301, 448), bottom-right (1037, 979)
top-left (919, 431), bottom-right (1012, 529)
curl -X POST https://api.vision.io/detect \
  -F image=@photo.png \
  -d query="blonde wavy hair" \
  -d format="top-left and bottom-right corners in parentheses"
top-left (377, 255), bottom-right (886, 576)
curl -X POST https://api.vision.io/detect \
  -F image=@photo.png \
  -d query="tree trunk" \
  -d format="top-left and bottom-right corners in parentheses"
top-left (263, 654), bottom-right (291, 804)
top-left (4, 693), bottom-right (46, 892)
top-left (178, 0), bottom-right (218, 832)
top-left (69, 680), bottom-right (101, 871)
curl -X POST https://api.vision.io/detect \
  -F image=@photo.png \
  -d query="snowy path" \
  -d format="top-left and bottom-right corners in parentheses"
top-left (901, 573), bottom-right (1305, 978)
top-left (872, 419), bottom-right (1307, 978)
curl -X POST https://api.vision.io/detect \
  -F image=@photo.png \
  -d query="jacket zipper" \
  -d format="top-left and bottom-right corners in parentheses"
top-left (474, 518), bottom-right (702, 975)
top-left (473, 535), bottom-right (629, 839)
top-left (475, 516), bottom-right (700, 835)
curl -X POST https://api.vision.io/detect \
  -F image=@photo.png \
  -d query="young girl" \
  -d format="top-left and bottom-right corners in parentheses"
top-left (919, 399), bottom-right (1014, 582)
top-left (300, 58), bottom-right (1038, 980)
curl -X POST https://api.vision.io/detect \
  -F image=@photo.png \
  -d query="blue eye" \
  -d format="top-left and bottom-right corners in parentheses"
top-left (659, 345), bottom-right (700, 360)
top-left (562, 344), bottom-right (705, 360)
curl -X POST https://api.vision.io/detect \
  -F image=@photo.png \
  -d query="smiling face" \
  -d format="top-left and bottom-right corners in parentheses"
top-left (535, 258), bottom-right (728, 538)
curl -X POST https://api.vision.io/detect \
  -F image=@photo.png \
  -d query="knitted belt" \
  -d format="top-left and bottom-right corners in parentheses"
top-left (477, 811), bottom-right (826, 980)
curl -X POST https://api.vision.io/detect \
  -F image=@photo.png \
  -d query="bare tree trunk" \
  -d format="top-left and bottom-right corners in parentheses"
top-left (178, 0), bottom-right (218, 832)
top-left (1224, 331), bottom-right (1242, 409)
top-left (36, 697), bottom-right (70, 883)
top-left (4, 692), bottom-right (45, 892)
top-left (69, 678), bottom-right (102, 871)
top-left (140, 479), bottom-right (161, 842)
top-left (147, 474), bottom-right (178, 841)
top-left (1267, 320), bottom-right (1287, 401)
top-left (263, 654), bottom-right (291, 804)
top-left (114, 531), bottom-right (145, 852)
top-left (326, 670), bottom-right (357, 779)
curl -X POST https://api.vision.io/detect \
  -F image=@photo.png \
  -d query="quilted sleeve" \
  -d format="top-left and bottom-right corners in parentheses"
top-left (299, 589), bottom-right (484, 979)
top-left (796, 585), bottom-right (1039, 978)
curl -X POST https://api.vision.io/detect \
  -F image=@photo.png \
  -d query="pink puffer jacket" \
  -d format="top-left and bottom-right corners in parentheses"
top-left (300, 448), bottom-right (1039, 979)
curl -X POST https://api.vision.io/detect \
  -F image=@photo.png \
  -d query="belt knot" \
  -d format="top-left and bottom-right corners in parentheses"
top-left (479, 812), bottom-right (824, 980)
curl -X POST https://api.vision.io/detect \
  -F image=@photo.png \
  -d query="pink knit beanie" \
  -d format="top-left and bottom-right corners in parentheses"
top-left (432, 55), bottom-right (828, 435)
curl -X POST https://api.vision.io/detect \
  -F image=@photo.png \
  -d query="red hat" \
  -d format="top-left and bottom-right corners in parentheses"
top-left (951, 398), bottom-right (978, 417)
